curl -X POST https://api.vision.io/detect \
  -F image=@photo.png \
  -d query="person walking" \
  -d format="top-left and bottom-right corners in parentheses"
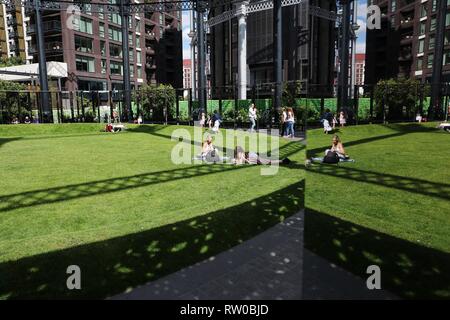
top-left (339, 111), bottom-right (346, 127)
top-left (280, 107), bottom-right (287, 137)
top-left (285, 107), bottom-right (295, 138)
top-left (248, 103), bottom-right (257, 132)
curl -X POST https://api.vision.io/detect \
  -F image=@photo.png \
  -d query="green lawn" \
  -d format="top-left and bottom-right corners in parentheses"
top-left (305, 123), bottom-right (450, 299)
top-left (0, 124), bottom-right (304, 299)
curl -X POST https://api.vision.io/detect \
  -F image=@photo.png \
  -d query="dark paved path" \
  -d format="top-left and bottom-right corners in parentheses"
top-left (111, 211), bottom-right (397, 300)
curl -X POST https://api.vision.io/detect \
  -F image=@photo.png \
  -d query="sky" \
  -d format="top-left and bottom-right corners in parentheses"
top-left (181, 0), bottom-right (367, 60)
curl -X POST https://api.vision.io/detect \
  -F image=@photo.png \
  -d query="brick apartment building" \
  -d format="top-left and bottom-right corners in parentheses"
top-left (25, 0), bottom-right (183, 91)
top-left (365, 0), bottom-right (450, 85)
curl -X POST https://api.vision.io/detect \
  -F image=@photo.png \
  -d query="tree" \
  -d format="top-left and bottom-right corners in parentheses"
top-left (139, 84), bottom-right (176, 122)
top-left (374, 78), bottom-right (430, 121)
top-left (0, 56), bottom-right (25, 68)
top-left (0, 80), bottom-right (28, 123)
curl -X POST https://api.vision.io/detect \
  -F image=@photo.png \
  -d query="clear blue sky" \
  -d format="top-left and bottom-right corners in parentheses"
top-left (181, 0), bottom-right (367, 59)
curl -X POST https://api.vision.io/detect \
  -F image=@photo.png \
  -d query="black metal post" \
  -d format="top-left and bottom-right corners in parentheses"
top-left (354, 84), bottom-right (359, 125)
top-left (121, 0), bottom-right (132, 121)
top-left (35, 0), bottom-right (51, 122)
top-left (338, 0), bottom-right (351, 112)
top-left (430, 0), bottom-right (447, 120)
top-left (197, 1), bottom-right (207, 113)
top-left (273, 0), bottom-right (282, 127)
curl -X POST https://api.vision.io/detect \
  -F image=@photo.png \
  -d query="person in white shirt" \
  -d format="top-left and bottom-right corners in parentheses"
top-left (285, 108), bottom-right (295, 138)
top-left (248, 103), bottom-right (257, 132)
top-left (280, 107), bottom-right (287, 137)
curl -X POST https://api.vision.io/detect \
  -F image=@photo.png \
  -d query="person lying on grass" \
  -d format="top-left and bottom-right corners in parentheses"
top-left (233, 146), bottom-right (291, 165)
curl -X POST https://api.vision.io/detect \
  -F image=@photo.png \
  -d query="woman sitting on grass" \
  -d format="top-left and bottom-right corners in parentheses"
top-left (233, 146), bottom-right (291, 165)
top-left (326, 135), bottom-right (349, 160)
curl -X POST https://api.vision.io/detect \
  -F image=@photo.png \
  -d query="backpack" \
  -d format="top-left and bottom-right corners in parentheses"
top-left (323, 151), bottom-right (340, 164)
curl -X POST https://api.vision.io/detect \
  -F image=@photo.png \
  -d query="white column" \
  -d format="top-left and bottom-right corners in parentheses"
top-left (236, 1), bottom-right (248, 100)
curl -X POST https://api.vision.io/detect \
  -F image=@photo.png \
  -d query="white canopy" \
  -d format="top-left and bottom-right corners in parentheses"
top-left (0, 61), bottom-right (68, 81)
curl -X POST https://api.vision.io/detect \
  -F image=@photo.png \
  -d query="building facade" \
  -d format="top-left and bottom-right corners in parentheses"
top-left (25, 1), bottom-right (182, 91)
top-left (355, 53), bottom-right (365, 85)
top-left (183, 58), bottom-right (191, 89)
top-left (0, 2), bottom-right (32, 62)
top-left (209, 0), bottom-right (336, 97)
top-left (365, 0), bottom-right (450, 85)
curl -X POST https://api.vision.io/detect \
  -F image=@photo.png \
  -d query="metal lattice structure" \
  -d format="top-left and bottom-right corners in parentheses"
top-left (0, 0), bottom-right (236, 12)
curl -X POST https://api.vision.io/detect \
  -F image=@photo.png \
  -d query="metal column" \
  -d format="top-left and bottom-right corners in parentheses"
top-left (338, 0), bottom-right (351, 112)
top-left (121, 0), bottom-right (132, 121)
top-left (35, 0), bottom-right (51, 122)
top-left (273, 0), bottom-right (282, 123)
top-left (236, 1), bottom-right (248, 100)
top-left (430, 0), bottom-right (447, 120)
top-left (196, 1), bottom-right (207, 113)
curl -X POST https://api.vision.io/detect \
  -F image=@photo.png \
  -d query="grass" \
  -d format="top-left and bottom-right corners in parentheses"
top-left (305, 122), bottom-right (450, 299)
top-left (0, 124), bottom-right (304, 299)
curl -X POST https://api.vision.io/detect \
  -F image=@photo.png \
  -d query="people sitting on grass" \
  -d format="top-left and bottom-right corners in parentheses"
top-left (105, 122), bottom-right (124, 133)
top-left (233, 146), bottom-right (291, 165)
top-left (310, 135), bottom-right (354, 164)
top-left (438, 122), bottom-right (450, 133)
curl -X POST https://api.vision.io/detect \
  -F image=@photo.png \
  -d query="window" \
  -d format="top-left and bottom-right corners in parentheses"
top-left (445, 30), bottom-right (450, 45)
top-left (137, 66), bottom-right (142, 78)
top-left (391, 0), bottom-right (396, 12)
top-left (108, 13), bottom-right (122, 25)
top-left (418, 39), bottom-right (425, 53)
top-left (130, 64), bottom-right (134, 77)
top-left (159, 14), bottom-right (163, 25)
top-left (429, 36), bottom-right (435, 50)
top-left (129, 49), bottom-right (134, 62)
top-left (76, 55), bottom-right (95, 72)
top-left (447, 13), bottom-right (450, 27)
top-left (420, 4), bottom-right (427, 18)
top-left (431, 18), bottom-right (437, 31)
top-left (110, 61), bottom-right (123, 75)
top-left (444, 50), bottom-right (450, 65)
top-left (135, 20), bottom-right (141, 33)
top-left (101, 59), bottom-right (107, 74)
top-left (432, 0), bottom-right (437, 12)
top-left (75, 36), bottom-right (93, 53)
top-left (420, 21), bottom-right (426, 35)
top-left (109, 43), bottom-right (122, 58)
top-left (99, 23), bottom-right (105, 38)
top-left (417, 57), bottom-right (423, 70)
top-left (136, 35), bottom-right (140, 47)
top-left (129, 33), bottom-right (133, 46)
top-left (108, 26), bottom-right (122, 42)
top-left (427, 54), bottom-right (434, 68)
top-left (136, 52), bottom-right (141, 64)
top-left (99, 6), bottom-right (104, 20)
top-left (75, 17), bottom-right (93, 34)
top-left (100, 41), bottom-right (106, 57)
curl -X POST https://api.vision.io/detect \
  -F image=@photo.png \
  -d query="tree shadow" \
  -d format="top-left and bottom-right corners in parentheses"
top-left (0, 137), bottom-right (21, 149)
top-left (0, 180), bottom-right (304, 299)
top-left (307, 123), bottom-right (443, 158)
top-left (305, 207), bottom-right (450, 299)
top-left (307, 164), bottom-right (450, 201)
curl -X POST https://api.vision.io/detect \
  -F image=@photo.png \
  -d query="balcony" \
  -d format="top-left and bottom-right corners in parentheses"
top-left (400, 34), bottom-right (413, 45)
top-left (27, 20), bottom-right (62, 35)
top-left (29, 41), bottom-right (63, 54)
top-left (146, 63), bottom-right (156, 69)
top-left (146, 47), bottom-right (155, 55)
top-left (398, 52), bottom-right (412, 61)
top-left (145, 31), bottom-right (156, 40)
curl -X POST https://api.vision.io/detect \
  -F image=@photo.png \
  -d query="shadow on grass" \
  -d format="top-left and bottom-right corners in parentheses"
top-left (307, 123), bottom-right (443, 158)
top-left (0, 140), bottom-right (304, 213)
top-left (0, 137), bottom-right (21, 149)
top-left (305, 207), bottom-right (450, 299)
top-left (307, 164), bottom-right (450, 201)
top-left (0, 180), bottom-right (304, 299)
